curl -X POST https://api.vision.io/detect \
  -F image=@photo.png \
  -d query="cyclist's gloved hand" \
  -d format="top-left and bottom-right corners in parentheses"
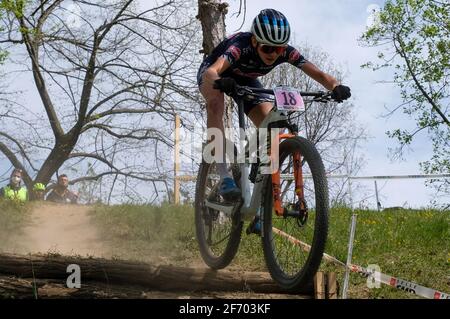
top-left (214, 78), bottom-right (237, 95)
top-left (331, 85), bottom-right (351, 103)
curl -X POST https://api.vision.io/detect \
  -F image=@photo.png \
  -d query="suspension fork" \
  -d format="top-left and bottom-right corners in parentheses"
top-left (293, 152), bottom-right (306, 209)
top-left (271, 134), bottom-right (304, 216)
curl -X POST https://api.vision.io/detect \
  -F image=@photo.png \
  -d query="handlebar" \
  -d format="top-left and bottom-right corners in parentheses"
top-left (213, 78), bottom-right (336, 104)
top-left (237, 86), bottom-right (329, 98)
top-left (213, 79), bottom-right (334, 131)
top-left (234, 84), bottom-right (334, 105)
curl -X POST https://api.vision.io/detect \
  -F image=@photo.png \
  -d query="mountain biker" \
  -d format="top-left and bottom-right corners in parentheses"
top-left (0, 168), bottom-right (28, 203)
top-left (197, 9), bottom-right (351, 202)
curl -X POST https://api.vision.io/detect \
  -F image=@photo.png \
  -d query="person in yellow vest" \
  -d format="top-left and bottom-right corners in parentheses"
top-left (0, 168), bottom-right (28, 202)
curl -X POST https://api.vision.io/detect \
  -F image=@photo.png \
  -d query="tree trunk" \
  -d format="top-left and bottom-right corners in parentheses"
top-left (197, 0), bottom-right (233, 128)
top-left (35, 135), bottom-right (77, 184)
top-left (197, 0), bottom-right (229, 55)
top-left (0, 254), bottom-right (313, 295)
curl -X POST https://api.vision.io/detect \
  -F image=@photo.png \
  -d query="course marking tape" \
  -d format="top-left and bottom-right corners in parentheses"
top-left (273, 227), bottom-right (449, 299)
top-left (177, 173), bottom-right (450, 181)
top-left (348, 264), bottom-right (450, 300)
top-left (280, 173), bottom-right (450, 180)
top-left (272, 227), bottom-right (346, 266)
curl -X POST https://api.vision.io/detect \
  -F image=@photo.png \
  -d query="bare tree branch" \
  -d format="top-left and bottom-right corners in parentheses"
top-left (70, 171), bottom-right (168, 185)
top-left (0, 141), bottom-right (32, 187)
top-left (0, 131), bottom-right (39, 172)
top-left (395, 36), bottom-right (450, 126)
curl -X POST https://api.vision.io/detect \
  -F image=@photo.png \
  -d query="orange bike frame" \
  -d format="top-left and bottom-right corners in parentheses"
top-left (272, 133), bottom-right (304, 216)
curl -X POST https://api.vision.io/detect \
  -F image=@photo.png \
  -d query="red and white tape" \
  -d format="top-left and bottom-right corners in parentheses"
top-left (273, 227), bottom-right (449, 299)
top-left (348, 264), bottom-right (449, 300)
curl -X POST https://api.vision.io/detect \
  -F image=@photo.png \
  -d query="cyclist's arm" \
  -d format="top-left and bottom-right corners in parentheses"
top-left (203, 57), bottom-right (232, 88)
top-left (301, 62), bottom-right (340, 91)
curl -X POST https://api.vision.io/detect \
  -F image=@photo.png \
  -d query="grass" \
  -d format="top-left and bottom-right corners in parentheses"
top-left (0, 200), bottom-right (31, 250)
top-left (89, 204), bottom-right (449, 299)
top-left (88, 203), bottom-right (198, 265)
top-left (322, 207), bottom-right (449, 299)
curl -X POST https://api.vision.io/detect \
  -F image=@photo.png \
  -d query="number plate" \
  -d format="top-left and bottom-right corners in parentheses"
top-left (274, 86), bottom-right (305, 111)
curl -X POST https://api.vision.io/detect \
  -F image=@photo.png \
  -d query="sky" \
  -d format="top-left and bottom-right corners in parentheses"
top-left (0, 0), bottom-right (447, 208)
top-left (222, 0), bottom-right (447, 208)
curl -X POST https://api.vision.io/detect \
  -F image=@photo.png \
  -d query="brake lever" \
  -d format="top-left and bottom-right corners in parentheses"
top-left (313, 92), bottom-right (333, 103)
top-left (236, 86), bottom-right (254, 97)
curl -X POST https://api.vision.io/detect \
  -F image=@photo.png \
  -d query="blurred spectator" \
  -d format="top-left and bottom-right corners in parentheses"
top-left (33, 183), bottom-right (47, 201)
top-left (0, 168), bottom-right (28, 203)
top-left (46, 174), bottom-right (78, 204)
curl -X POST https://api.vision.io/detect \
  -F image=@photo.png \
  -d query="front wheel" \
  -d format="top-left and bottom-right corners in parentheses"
top-left (261, 136), bottom-right (329, 292)
top-left (195, 161), bottom-right (243, 269)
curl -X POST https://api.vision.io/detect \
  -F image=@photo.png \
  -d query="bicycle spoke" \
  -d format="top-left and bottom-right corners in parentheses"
top-left (196, 162), bottom-right (242, 264)
top-left (266, 148), bottom-right (319, 279)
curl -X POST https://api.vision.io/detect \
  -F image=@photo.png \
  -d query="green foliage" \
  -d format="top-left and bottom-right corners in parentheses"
top-left (0, 50), bottom-right (7, 64)
top-left (0, 0), bottom-right (26, 18)
top-left (0, 0), bottom-right (28, 64)
top-left (0, 199), bottom-right (30, 249)
top-left (323, 207), bottom-right (449, 298)
top-left (360, 0), bottom-right (450, 200)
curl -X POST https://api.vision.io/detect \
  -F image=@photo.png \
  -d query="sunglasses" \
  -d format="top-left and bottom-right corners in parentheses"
top-left (259, 44), bottom-right (287, 55)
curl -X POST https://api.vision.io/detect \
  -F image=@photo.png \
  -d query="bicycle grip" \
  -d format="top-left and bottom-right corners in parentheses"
top-left (214, 78), bottom-right (237, 94)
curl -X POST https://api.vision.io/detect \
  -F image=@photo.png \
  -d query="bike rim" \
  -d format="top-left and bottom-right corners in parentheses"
top-left (200, 163), bottom-right (237, 257)
top-left (267, 151), bottom-right (319, 278)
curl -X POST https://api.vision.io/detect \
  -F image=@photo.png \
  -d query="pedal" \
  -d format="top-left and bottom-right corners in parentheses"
top-left (246, 217), bottom-right (261, 236)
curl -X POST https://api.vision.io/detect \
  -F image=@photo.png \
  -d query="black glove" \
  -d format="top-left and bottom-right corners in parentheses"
top-left (214, 78), bottom-right (237, 95)
top-left (331, 85), bottom-right (351, 103)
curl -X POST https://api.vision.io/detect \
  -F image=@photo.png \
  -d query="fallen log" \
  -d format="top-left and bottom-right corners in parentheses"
top-left (0, 254), bottom-right (313, 295)
top-left (0, 275), bottom-right (150, 299)
top-left (0, 275), bottom-right (309, 299)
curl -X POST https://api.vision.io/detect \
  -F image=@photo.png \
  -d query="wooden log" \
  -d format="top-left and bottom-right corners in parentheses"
top-left (0, 275), bottom-right (151, 299)
top-left (0, 254), bottom-right (313, 295)
top-left (326, 272), bottom-right (338, 299)
top-left (314, 272), bottom-right (326, 299)
top-left (0, 275), bottom-right (312, 299)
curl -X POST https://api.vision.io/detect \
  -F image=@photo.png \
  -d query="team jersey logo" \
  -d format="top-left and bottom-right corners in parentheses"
top-left (289, 49), bottom-right (301, 63)
top-left (227, 45), bottom-right (241, 60)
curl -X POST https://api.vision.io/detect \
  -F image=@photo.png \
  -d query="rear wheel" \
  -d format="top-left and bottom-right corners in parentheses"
top-left (195, 161), bottom-right (243, 269)
top-left (261, 136), bottom-right (329, 291)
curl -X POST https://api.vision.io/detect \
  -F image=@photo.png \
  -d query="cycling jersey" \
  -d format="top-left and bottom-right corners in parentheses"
top-left (198, 32), bottom-right (307, 81)
top-left (197, 32), bottom-right (308, 114)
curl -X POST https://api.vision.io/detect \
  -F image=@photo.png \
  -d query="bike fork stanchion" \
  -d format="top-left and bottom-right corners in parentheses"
top-left (342, 213), bottom-right (358, 299)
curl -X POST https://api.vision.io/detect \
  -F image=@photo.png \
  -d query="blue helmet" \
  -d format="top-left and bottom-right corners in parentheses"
top-left (251, 9), bottom-right (291, 46)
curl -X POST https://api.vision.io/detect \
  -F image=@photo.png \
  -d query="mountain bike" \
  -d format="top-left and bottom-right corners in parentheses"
top-left (195, 81), bottom-right (334, 292)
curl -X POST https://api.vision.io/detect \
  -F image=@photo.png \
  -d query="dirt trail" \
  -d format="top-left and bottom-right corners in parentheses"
top-left (0, 203), bottom-right (311, 299)
top-left (5, 203), bottom-right (109, 258)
